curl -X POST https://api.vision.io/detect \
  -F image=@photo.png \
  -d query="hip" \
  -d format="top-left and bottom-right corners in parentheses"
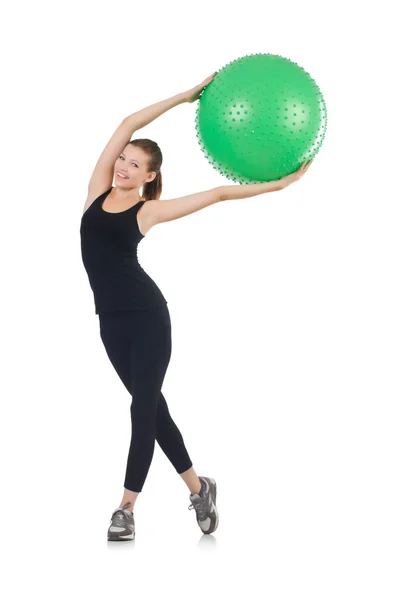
top-left (98, 301), bottom-right (171, 344)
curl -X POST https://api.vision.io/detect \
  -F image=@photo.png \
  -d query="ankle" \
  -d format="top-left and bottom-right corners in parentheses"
top-left (120, 500), bottom-right (135, 512)
top-left (191, 477), bottom-right (206, 496)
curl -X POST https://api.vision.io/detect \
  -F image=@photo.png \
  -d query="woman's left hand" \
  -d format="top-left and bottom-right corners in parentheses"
top-left (182, 72), bottom-right (217, 103)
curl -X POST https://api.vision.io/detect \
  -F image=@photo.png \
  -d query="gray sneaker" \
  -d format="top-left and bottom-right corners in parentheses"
top-left (188, 476), bottom-right (219, 534)
top-left (107, 501), bottom-right (135, 541)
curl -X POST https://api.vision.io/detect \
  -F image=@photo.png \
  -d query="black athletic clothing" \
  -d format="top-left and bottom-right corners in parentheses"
top-left (99, 303), bottom-right (193, 492)
top-left (80, 186), bottom-right (193, 492)
top-left (80, 187), bottom-right (167, 314)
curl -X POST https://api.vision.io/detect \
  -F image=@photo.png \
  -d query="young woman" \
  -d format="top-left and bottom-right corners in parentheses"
top-left (80, 72), bottom-right (313, 541)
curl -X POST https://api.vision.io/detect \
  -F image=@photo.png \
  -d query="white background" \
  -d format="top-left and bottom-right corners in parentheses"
top-left (1, 0), bottom-right (396, 598)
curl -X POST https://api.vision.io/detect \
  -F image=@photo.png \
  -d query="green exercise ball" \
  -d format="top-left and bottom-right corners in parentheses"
top-left (195, 53), bottom-right (327, 183)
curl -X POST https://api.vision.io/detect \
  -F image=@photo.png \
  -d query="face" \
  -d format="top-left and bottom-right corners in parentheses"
top-left (114, 146), bottom-right (156, 188)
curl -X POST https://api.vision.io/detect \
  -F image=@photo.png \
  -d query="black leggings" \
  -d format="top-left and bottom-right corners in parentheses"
top-left (98, 302), bottom-right (193, 492)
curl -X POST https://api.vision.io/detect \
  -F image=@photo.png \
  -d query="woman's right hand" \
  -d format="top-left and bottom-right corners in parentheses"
top-left (277, 160), bottom-right (314, 189)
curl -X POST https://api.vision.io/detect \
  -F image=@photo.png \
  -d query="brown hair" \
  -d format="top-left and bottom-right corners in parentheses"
top-left (128, 138), bottom-right (163, 201)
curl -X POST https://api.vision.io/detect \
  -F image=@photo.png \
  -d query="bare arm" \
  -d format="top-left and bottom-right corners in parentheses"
top-left (147, 187), bottom-right (222, 228)
top-left (219, 160), bottom-right (314, 201)
top-left (123, 72), bottom-right (217, 131)
top-left (219, 180), bottom-right (283, 201)
top-left (145, 161), bottom-right (314, 230)
top-left (89, 78), bottom-right (213, 189)
top-left (124, 92), bottom-right (186, 131)
top-left (86, 74), bottom-right (216, 205)
top-left (145, 181), bottom-right (282, 229)
top-left (86, 92), bottom-right (187, 201)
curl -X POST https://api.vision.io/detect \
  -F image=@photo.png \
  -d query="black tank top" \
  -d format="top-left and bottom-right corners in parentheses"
top-left (80, 187), bottom-right (167, 314)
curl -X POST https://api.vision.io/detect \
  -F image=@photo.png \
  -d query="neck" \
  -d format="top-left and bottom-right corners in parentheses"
top-left (112, 186), bottom-right (142, 203)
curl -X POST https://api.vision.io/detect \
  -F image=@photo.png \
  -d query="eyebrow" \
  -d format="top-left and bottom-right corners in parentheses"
top-left (121, 153), bottom-right (140, 164)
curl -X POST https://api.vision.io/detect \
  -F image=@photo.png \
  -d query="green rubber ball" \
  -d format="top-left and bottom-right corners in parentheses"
top-left (195, 53), bottom-right (327, 183)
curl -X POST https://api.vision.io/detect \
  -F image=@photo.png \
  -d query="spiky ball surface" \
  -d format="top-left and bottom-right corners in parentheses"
top-left (195, 53), bottom-right (327, 183)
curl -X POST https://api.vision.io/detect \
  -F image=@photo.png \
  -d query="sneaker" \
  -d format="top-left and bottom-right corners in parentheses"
top-left (107, 501), bottom-right (135, 541)
top-left (188, 476), bottom-right (219, 534)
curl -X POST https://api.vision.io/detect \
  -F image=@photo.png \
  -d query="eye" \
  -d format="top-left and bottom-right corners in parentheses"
top-left (120, 155), bottom-right (138, 167)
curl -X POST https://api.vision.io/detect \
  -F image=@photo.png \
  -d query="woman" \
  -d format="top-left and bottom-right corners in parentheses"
top-left (80, 72), bottom-right (313, 541)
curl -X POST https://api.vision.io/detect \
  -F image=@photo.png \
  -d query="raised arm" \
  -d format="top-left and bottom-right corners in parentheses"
top-left (87, 93), bottom-right (186, 192)
top-left (144, 188), bottom-right (222, 229)
top-left (144, 161), bottom-right (314, 231)
top-left (87, 74), bottom-right (217, 194)
top-left (142, 181), bottom-right (282, 231)
top-left (219, 161), bottom-right (314, 201)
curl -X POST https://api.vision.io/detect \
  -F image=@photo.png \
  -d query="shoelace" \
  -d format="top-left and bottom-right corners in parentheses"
top-left (188, 495), bottom-right (207, 520)
top-left (111, 502), bottom-right (133, 526)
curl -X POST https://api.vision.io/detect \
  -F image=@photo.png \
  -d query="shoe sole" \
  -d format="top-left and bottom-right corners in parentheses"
top-left (202, 477), bottom-right (219, 535)
top-left (108, 530), bottom-right (135, 541)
